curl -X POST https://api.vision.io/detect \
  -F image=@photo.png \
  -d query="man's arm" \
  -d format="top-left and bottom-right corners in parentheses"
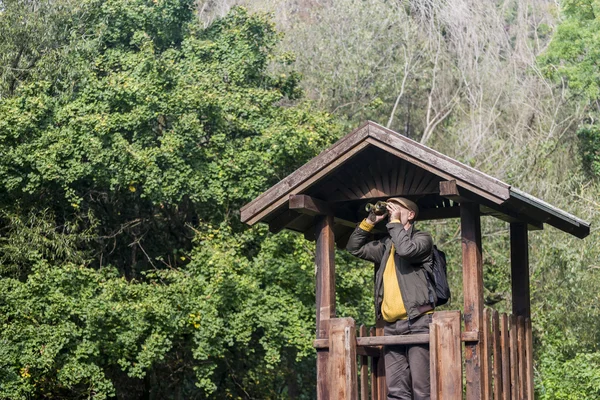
top-left (387, 222), bottom-right (433, 264)
top-left (346, 219), bottom-right (386, 264)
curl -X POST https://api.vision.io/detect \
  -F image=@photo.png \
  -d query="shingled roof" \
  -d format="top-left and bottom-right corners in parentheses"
top-left (240, 121), bottom-right (590, 246)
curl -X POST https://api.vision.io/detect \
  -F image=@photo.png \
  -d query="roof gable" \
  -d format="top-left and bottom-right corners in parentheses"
top-left (241, 121), bottom-right (590, 241)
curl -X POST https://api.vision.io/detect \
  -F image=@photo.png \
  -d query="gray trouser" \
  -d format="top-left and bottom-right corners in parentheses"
top-left (383, 313), bottom-right (431, 400)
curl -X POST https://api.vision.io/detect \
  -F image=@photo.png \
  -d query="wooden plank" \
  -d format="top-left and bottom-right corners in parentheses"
top-left (408, 164), bottom-right (425, 194)
top-left (244, 140), bottom-right (371, 225)
top-left (366, 123), bottom-right (511, 200)
top-left (378, 157), bottom-right (391, 195)
top-left (389, 155), bottom-right (400, 195)
top-left (370, 327), bottom-right (378, 400)
top-left (418, 205), bottom-right (461, 221)
top-left (517, 316), bottom-right (526, 400)
top-left (371, 158), bottom-right (386, 196)
top-left (359, 325), bottom-right (368, 400)
top-left (329, 318), bottom-right (358, 400)
top-left (461, 202), bottom-right (484, 400)
top-left (483, 309), bottom-right (492, 400)
top-left (415, 170), bottom-right (437, 194)
top-left (500, 314), bottom-right (511, 400)
top-left (510, 223), bottom-right (531, 319)
top-left (525, 318), bottom-right (534, 400)
top-left (315, 331), bottom-right (477, 348)
top-left (430, 323), bottom-right (439, 400)
top-left (396, 158), bottom-right (407, 194)
top-left (492, 310), bottom-right (503, 400)
top-left (357, 334), bottom-right (429, 346)
top-left (289, 194), bottom-right (333, 216)
top-left (241, 122), bottom-right (369, 219)
top-left (431, 311), bottom-right (463, 400)
top-left (402, 162), bottom-right (416, 196)
top-left (509, 315), bottom-right (519, 400)
top-left (316, 215), bottom-right (335, 400)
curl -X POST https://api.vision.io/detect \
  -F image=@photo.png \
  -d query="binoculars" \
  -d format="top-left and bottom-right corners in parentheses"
top-left (365, 201), bottom-right (388, 215)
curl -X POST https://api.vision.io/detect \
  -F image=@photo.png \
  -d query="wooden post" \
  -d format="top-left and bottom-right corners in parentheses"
top-left (510, 222), bottom-right (530, 319)
top-left (461, 202), bottom-right (484, 399)
top-left (430, 311), bottom-right (463, 400)
top-left (329, 318), bottom-right (358, 400)
top-left (316, 215), bottom-right (336, 400)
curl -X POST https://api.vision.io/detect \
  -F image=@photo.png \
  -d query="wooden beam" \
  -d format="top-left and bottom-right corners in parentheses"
top-left (510, 222), bottom-right (530, 319)
top-left (289, 194), bottom-right (333, 216)
top-left (315, 215), bottom-right (335, 400)
top-left (289, 194), bottom-right (360, 230)
top-left (441, 180), bottom-right (543, 231)
top-left (439, 180), bottom-right (467, 203)
top-left (461, 202), bottom-right (484, 400)
top-left (418, 205), bottom-right (461, 221)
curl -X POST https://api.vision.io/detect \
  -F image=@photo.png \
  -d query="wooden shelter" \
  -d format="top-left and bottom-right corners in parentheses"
top-left (240, 121), bottom-right (590, 400)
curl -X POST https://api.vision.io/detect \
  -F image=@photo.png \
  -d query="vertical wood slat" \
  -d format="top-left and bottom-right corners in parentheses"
top-left (329, 318), bottom-right (358, 400)
top-left (517, 316), bottom-right (526, 400)
top-left (461, 202), bottom-right (484, 400)
top-left (430, 311), bottom-right (463, 400)
top-left (389, 156), bottom-right (399, 195)
top-left (359, 325), bottom-right (368, 400)
top-left (525, 318), bottom-right (534, 400)
top-left (396, 159), bottom-right (407, 194)
top-left (500, 314), bottom-right (511, 400)
top-left (482, 309), bottom-right (492, 400)
top-left (378, 157), bottom-right (391, 195)
top-left (509, 315), bottom-right (519, 400)
top-left (492, 310), bottom-right (503, 400)
top-left (376, 320), bottom-right (386, 400)
top-left (430, 323), bottom-right (439, 400)
top-left (316, 215), bottom-right (336, 400)
top-left (370, 327), bottom-right (378, 400)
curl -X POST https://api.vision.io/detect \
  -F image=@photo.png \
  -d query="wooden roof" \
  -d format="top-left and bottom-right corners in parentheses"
top-left (240, 121), bottom-right (590, 246)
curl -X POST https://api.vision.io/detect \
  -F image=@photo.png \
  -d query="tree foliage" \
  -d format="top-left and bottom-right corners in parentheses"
top-left (0, 2), bottom-right (357, 398)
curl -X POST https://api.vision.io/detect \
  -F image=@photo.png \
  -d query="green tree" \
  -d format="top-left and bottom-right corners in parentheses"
top-left (0, 2), bottom-right (371, 398)
top-left (540, 0), bottom-right (600, 177)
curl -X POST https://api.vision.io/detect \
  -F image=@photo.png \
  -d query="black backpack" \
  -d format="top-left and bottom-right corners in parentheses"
top-left (430, 245), bottom-right (451, 306)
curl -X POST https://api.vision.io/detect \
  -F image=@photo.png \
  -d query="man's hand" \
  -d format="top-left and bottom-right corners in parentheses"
top-left (386, 202), bottom-right (402, 221)
top-left (367, 210), bottom-right (387, 225)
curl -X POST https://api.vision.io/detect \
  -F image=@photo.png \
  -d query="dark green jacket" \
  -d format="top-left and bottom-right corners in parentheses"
top-left (346, 222), bottom-right (436, 321)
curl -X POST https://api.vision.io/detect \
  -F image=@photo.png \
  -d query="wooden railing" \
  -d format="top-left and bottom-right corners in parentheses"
top-left (313, 308), bottom-right (534, 400)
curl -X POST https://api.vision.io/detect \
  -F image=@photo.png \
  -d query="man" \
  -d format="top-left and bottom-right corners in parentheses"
top-left (346, 197), bottom-right (435, 400)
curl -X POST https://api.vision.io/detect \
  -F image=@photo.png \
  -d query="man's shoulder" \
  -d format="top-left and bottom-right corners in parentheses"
top-left (412, 228), bottom-right (433, 242)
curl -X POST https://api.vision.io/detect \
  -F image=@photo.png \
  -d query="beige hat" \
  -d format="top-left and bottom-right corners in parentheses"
top-left (387, 197), bottom-right (419, 219)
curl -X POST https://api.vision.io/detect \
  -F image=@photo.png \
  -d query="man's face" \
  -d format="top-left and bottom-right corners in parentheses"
top-left (387, 201), bottom-right (415, 225)
top-left (397, 205), bottom-right (415, 225)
